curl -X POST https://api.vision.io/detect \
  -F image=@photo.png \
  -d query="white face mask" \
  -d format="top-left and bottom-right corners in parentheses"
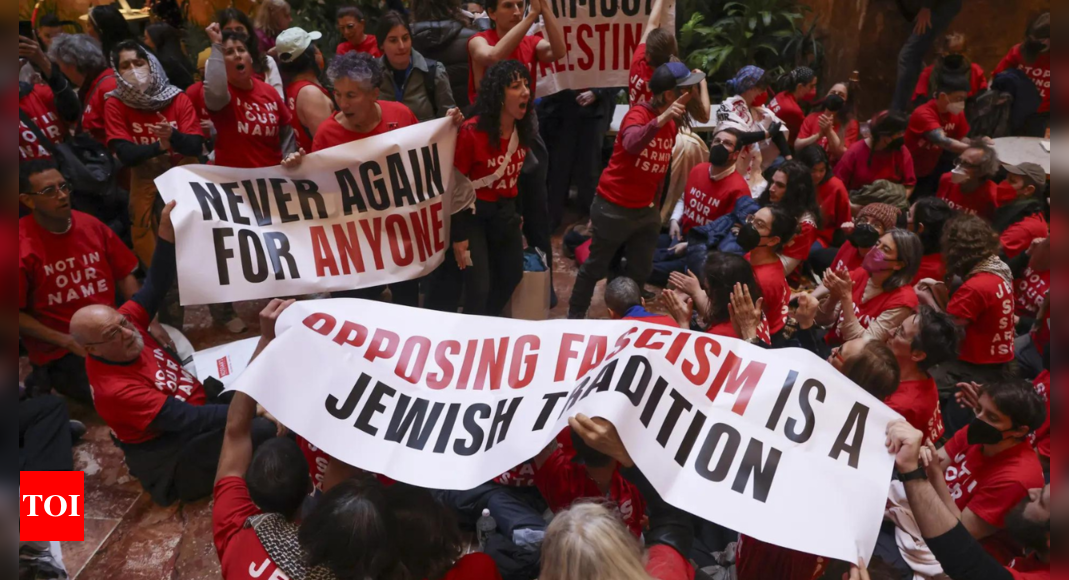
top-left (946, 101), bottom-right (966, 115)
top-left (950, 167), bottom-right (971, 184)
top-left (123, 66), bottom-right (152, 93)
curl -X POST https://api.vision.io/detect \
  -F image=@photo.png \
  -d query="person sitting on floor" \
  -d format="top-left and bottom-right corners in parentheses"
top-left (604, 277), bottom-right (678, 328)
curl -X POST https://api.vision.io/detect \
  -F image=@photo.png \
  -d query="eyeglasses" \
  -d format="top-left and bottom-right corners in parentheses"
top-left (710, 138), bottom-right (735, 149)
top-left (83, 316), bottom-right (135, 346)
top-left (745, 214), bottom-right (769, 231)
top-left (29, 182), bottom-right (73, 198)
top-left (955, 159), bottom-right (981, 171)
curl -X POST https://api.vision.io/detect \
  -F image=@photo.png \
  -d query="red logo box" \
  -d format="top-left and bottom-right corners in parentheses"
top-left (20, 472), bottom-right (85, 542)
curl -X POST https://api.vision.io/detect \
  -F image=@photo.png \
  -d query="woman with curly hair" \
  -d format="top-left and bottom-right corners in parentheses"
top-left (429, 60), bottom-right (534, 317)
top-left (757, 159), bottom-right (821, 275)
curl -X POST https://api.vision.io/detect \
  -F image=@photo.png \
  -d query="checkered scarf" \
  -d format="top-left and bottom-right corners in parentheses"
top-left (106, 51), bottom-right (182, 111)
top-left (248, 513), bottom-right (338, 580)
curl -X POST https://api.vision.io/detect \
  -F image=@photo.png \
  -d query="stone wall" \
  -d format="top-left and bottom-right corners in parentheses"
top-left (18, 0), bottom-right (252, 29)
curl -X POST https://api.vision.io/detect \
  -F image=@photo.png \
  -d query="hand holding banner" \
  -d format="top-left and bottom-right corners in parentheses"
top-left (230, 298), bottom-right (901, 565)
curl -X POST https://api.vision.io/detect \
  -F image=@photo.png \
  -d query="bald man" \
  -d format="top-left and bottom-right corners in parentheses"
top-left (71, 203), bottom-right (274, 506)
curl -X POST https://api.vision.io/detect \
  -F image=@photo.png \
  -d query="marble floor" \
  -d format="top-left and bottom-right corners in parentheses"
top-left (55, 222), bottom-right (672, 579)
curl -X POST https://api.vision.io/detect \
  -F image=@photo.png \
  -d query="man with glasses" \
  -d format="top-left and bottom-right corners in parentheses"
top-left (69, 200), bottom-right (278, 506)
top-left (936, 139), bottom-right (1002, 220)
top-left (19, 160), bottom-right (140, 405)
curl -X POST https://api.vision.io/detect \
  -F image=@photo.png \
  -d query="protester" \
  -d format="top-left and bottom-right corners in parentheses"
top-left (336, 6), bottom-right (382, 57)
top-left (668, 128), bottom-right (749, 240)
top-left (758, 159), bottom-right (821, 275)
top-left (890, 0), bottom-right (964, 112)
top-left (567, 64), bottom-right (694, 320)
top-left (935, 138), bottom-right (1000, 220)
top-left (299, 479), bottom-right (392, 580)
top-left (743, 205), bottom-right (795, 340)
top-left (994, 162), bottom-right (1048, 259)
top-left (835, 111), bottom-right (916, 193)
top-left (828, 202), bottom-right (901, 274)
top-left (216, 8), bottom-right (277, 84)
top-left (912, 32), bottom-right (988, 107)
top-left (86, 3), bottom-right (137, 59)
top-left (411, 0), bottom-right (479, 110)
top-left (276, 28), bottom-right (334, 153)
top-left (827, 338), bottom-right (901, 400)
top-left (34, 14), bottom-right (64, 52)
top-left (376, 11), bottom-right (459, 122)
top-left (628, 0), bottom-right (673, 106)
top-left (69, 203), bottom-right (275, 506)
top-left (143, 23), bottom-right (196, 91)
top-left (884, 306), bottom-right (960, 441)
top-left (665, 252), bottom-right (767, 340)
top-left (204, 24), bottom-right (292, 169)
top-left (819, 229), bottom-right (922, 345)
top-left (432, 60), bottom-right (531, 316)
top-left (769, 66), bottom-right (818, 147)
top-left (907, 196), bottom-right (953, 284)
top-left (254, 0), bottom-right (294, 54)
top-left (905, 76), bottom-right (971, 197)
top-left (185, 49), bottom-right (216, 144)
top-left (105, 40), bottom-right (203, 267)
top-left (19, 160), bottom-right (140, 404)
top-left (19, 33), bottom-right (80, 162)
top-left (798, 145), bottom-right (851, 253)
top-left (714, 65), bottom-right (791, 196)
top-left (466, 0), bottom-right (566, 104)
top-left (604, 277), bottom-right (678, 328)
top-left (47, 33), bottom-right (116, 144)
top-left (992, 13), bottom-right (1050, 137)
top-left (795, 82), bottom-right (859, 166)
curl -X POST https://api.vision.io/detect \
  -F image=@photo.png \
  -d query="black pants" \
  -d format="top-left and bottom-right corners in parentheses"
top-left (542, 100), bottom-right (606, 229)
top-left (333, 279), bottom-right (421, 308)
top-left (31, 353), bottom-right (92, 405)
top-left (427, 199), bottom-right (525, 317)
top-left (569, 197), bottom-right (661, 315)
top-left (19, 395), bottom-right (74, 472)
top-left (520, 117), bottom-right (554, 271)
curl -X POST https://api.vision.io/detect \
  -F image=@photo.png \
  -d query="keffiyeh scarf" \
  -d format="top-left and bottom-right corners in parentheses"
top-left (106, 51), bottom-right (182, 111)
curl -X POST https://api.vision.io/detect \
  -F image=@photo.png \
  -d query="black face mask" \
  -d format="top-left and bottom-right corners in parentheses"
top-left (1024, 39), bottom-right (1049, 54)
top-left (709, 144), bottom-right (732, 166)
top-left (737, 223), bottom-right (764, 253)
top-left (886, 137), bottom-right (906, 151)
top-left (824, 94), bottom-right (845, 112)
top-left (967, 417), bottom-right (1010, 446)
top-left (849, 223), bottom-right (880, 249)
top-left (943, 54), bottom-right (966, 69)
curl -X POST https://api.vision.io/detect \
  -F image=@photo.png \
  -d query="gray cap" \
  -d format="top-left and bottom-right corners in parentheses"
top-left (1001, 161), bottom-right (1047, 187)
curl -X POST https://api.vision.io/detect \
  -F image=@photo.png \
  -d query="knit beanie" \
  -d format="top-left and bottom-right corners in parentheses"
top-left (857, 203), bottom-right (900, 232)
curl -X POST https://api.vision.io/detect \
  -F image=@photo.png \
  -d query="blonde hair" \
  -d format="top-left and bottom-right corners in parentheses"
top-left (541, 503), bottom-right (652, 580)
top-left (255, 0), bottom-right (292, 36)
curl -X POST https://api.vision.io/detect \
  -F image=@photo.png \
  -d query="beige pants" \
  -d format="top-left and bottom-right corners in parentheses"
top-left (129, 156), bottom-right (194, 266)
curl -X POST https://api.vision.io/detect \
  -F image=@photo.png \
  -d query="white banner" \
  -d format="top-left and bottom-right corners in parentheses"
top-left (232, 299), bottom-right (900, 564)
top-left (156, 119), bottom-right (457, 306)
top-left (534, 0), bottom-right (676, 97)
top-left (193, 337), bottom-right (260, 388)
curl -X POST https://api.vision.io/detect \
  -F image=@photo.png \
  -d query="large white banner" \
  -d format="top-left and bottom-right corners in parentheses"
top-left (232, 299), bottom-right (900, 564)
top-left (534, 0), bottom-right (676, 97)
top-left (156, 119), bottom-right (457, 306)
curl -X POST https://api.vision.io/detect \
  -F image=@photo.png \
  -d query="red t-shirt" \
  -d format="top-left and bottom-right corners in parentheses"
top-left (104, 94), bottom-right (201, 163)
top-left (212, 477), bottom-right (284, 580)
top-left (1014, 267), bottom-right (1049, 319)
top-left (706, 318), bottom-right (772, 345)
top-left (444, 554), bottom-right (503, 580)
top-left (82, 70), bottom-right (118, 143)
top-left (285, 80), bottom-right (332, 153)
top-left (1001, 213), bottom-right (1049, 259)
top-left (736, 535), bottom-right (828, 580)
top-left (336, 35), bottom-right (382, 58)
top-left (19, 84), bottom-right (64, 161)
top-left (913, 63), bottom-right (988, 102)
top-left (797, 113), bottom-right (860, 164)
top-left (782, 216), bottom-right (819, 262)
top-left (886, 378), bottom-right (945, 443)
top-left (994, 45), bottom-right (1051, 113)
top-left (677, 165), bottom-right (750, 234)
top-left (210, 79), bottom-right (292, 168)
top-left (905, 99), bottom-right (970, 179)
top-left (830, 242), bottom-right (863, 275)
top-left (297, 436), bottom-right (331, 493)
top-left (453, 116), bottom-right (530, 203)
top-left (913, 253), bottom-right (946, 285)
top-left (311, 101), bottom-right (418, 153)
top-left (19, 212), bottom-right (139, 365)
top-left (646, 545), bottom-right (696, 580)
top-left (185, 81), bottom-right (212, 138)
top-left (628, 43), bottom-right (655, 107)
top-left (815, 177), bottom-right (851, 247)
top-left (936, 175), bottom-right (998, 220)
top-left (751, 261), bottom-right (790, 335)
top-left (1029, 371), bottom-right (1050, 460)
top-left (534, 447), bottom-right (647, 538)
top-left (598, 104), bottom-right (676, 209)
top-left (86, 300), bottom-right (207, 444)
top-left (835, 140), bottom-right (917, 191)
top-left (1007, 554), bottom-right (1049, 580)
top-left (769, 91), bottom-right (805, 145)
top-left (946, 273), bottom-right (1016, 365)
top-left (827, 269), bottom-right (919, 345)
top-left (943, 426), bottom-right (1045, 563)
top-left (467, 29), bottom-right (542, 104)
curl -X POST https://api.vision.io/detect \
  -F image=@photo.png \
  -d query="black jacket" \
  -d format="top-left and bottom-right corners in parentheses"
top-left (412, 19), bottom-right (477, 110)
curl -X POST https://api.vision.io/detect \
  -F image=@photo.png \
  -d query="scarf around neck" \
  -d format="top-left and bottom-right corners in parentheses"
top-left (248, 513), bottom-right (338, 580)
top-left (967, 255), bottom-right (1014, 287)
top-left (107, 51), bottom-right (182, 111)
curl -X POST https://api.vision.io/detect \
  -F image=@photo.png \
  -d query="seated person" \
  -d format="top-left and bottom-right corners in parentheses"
top-left (19, 160), bottom-right (141, 405)
top-left (905, 76), bottom-right (971, 197)
top-left (908, 197), bottom-right (953, 284)
top-left (884, 306), bottom-right (961, 442)
top-left (605, 277), bottom-right (679, 328)
top-left (936, 139), bottom-right (1000, 220)
top-left (798, 145), bottom-right (851, 254)
top-left (827, 203), bottom-right (901, 274)
top-left (757, 160), bottom-right (821, 276)
top-left (995, 162), bottom-right (1049, 259)
top-left (70, 203), bottom-right (276, 506)
top-left (663, 252), bottom-right (768, 341)
top-left (912, 32), bottom-right (988, 107)
top-left (835, 111), bottom-right (915, 194)
top-left (794, 82), bottom-right (859, 165)
top-left (742, 205), bottom-right (796, 343)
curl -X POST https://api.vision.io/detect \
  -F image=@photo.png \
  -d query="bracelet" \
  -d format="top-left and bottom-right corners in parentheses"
top-left (898, 467), bottom-right (928, 483)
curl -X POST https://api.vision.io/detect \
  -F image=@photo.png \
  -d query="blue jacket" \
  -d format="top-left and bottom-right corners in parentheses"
top-left (683, 195), bottom-right (761, 272)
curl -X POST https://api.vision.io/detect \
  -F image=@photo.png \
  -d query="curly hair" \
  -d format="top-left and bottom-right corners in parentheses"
top-left (941, 213), bottom-right (1000, 282)
top-left (759, 159), bottom-right (822, 229)
top-left (327, 51), bottom-right (384, 92)
top-left (702, 252), bottom-right (764, 327)
top-left (965, 138), bottom-right (1001, 180)
top-left (472, 60), bottom-right (536, 152)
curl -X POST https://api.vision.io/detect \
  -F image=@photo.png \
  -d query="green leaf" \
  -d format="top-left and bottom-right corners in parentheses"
top-left (762, 11), bottom-right (773, 27)
top-left (749, 17), bottom-right (758, 31)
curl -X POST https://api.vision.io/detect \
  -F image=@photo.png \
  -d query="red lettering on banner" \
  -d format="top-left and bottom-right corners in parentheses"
top-left (576, 24), bottom-right (595, 70)
top-left (576, 335), bottom-right (608, 378)
top-left (683, 336), bottom-right (723, 385)
top-left (333, 222), bottom-right (367, 274)
top-left (310, 226), bottom-right (340, 276)
top-left (385, 214), bottom-right (414, 267)
top-left (20, 472), bottom-right (85, 542)
top-left (427, 340), bottom-right (460, 390)
top-left (396, 335), bottom-right (432, 383)
top-left (360, 217), bottom-right (387, 270)
top-left (556, 333), bottom-right (586, 381)
top-left (509, 335), bottom-right (540, 389)
top-left (365, 329), bottom-right (400, 363)
top-left (665, 332), bottom-right (690, 365)
top-left (335, 320), bottom-right (369, 348)
top-left (474, 338), bottom-right (509, 390)
top-left (303, 312), bottom-right (337, 335)
top-left (707, 352), bottom-right (767, 416)
top-left (635, 328), bottom-right (671, 351)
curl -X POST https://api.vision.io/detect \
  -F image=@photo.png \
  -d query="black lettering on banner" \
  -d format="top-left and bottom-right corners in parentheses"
top-left (221, 182), bottom-right (251, 225)
top-left (421, 144), bottom-right (445, 199)
top-left (534, 392), bottom-right (568, 431)
top-left (192, 182), bottom-right (228, 221)
top-left (264, 232), bottom-right (299, 280)
top-left (325, 373), bottom-right (372, 420)
top-left (271, 178), bottom-right (299, 224)
top-left (485, 398), bottom-right (522, 451)
top-left (640, 376), bottom-right (669, 427)
top-left (242, 179), bottom-right (274, 225)
top-left (385, 395), bottom-right (444, 451)
top-left (238, 230), bottom-right (269, 283)
top-left (674, 410), bottom-right (707, 467)
top-left (387, 153), bottom-right (417, 207)
top-left (829, 403), bottom-right (870, 469)
top-left (433, 403), bottom-right (462, 454)
top-left (561, 375), bottom-right (593, 417)
top-left (355, 380), bottom-right (397, 436)
top-left (212, 228), bottom-right (235, 285)
top-left (454, 403), bottom-right (492, 456)
top-left (406, 148), bottom-right (427, 203)
top-left (614, 356), bottom-right (653, 406)
top-left (657, 389), bottom-right (693, 448)
top-left (733, 440), bottom-right (782, 503)
top-left (360, 161), bottom-right (390, 211)
top-left (765, 370), bottom-right (799, 430)
top-left (294, 179), bottom-right (328, 220)
top-left (785, 379), bottom-right (826, 444)
top-left (696, 423), bottom-right (741, 482)
top-left (580, 357), bottom-right (617, 402)
top-left (337, 169), bottom-right (368, 215)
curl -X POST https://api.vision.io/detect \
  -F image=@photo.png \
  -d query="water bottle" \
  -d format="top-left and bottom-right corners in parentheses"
top-left (476, 509), bottom-right (497, 551)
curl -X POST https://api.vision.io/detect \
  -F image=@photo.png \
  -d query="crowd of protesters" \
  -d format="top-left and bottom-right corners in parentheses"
top-left (15, 1), bottom-right (1056, 580)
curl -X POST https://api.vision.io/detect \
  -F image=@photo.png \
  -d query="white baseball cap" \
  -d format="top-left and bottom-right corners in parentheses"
top-left (276, 27), bottom-right (322, 63)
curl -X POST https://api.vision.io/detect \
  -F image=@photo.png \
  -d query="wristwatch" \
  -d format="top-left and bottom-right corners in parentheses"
top-left (898, 467), bottom-right (928, 483)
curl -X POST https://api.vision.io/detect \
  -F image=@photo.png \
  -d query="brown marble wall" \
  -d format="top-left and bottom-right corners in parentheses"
top-left (18, 0), bottom-right (253, 27)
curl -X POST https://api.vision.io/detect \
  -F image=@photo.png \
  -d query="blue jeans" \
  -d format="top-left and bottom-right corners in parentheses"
top-left (891, 0), bottom-right (964, 112)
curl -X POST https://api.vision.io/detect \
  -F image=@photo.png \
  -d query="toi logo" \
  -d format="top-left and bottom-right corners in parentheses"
top-left (20, 472), bottom-right (85, 542)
